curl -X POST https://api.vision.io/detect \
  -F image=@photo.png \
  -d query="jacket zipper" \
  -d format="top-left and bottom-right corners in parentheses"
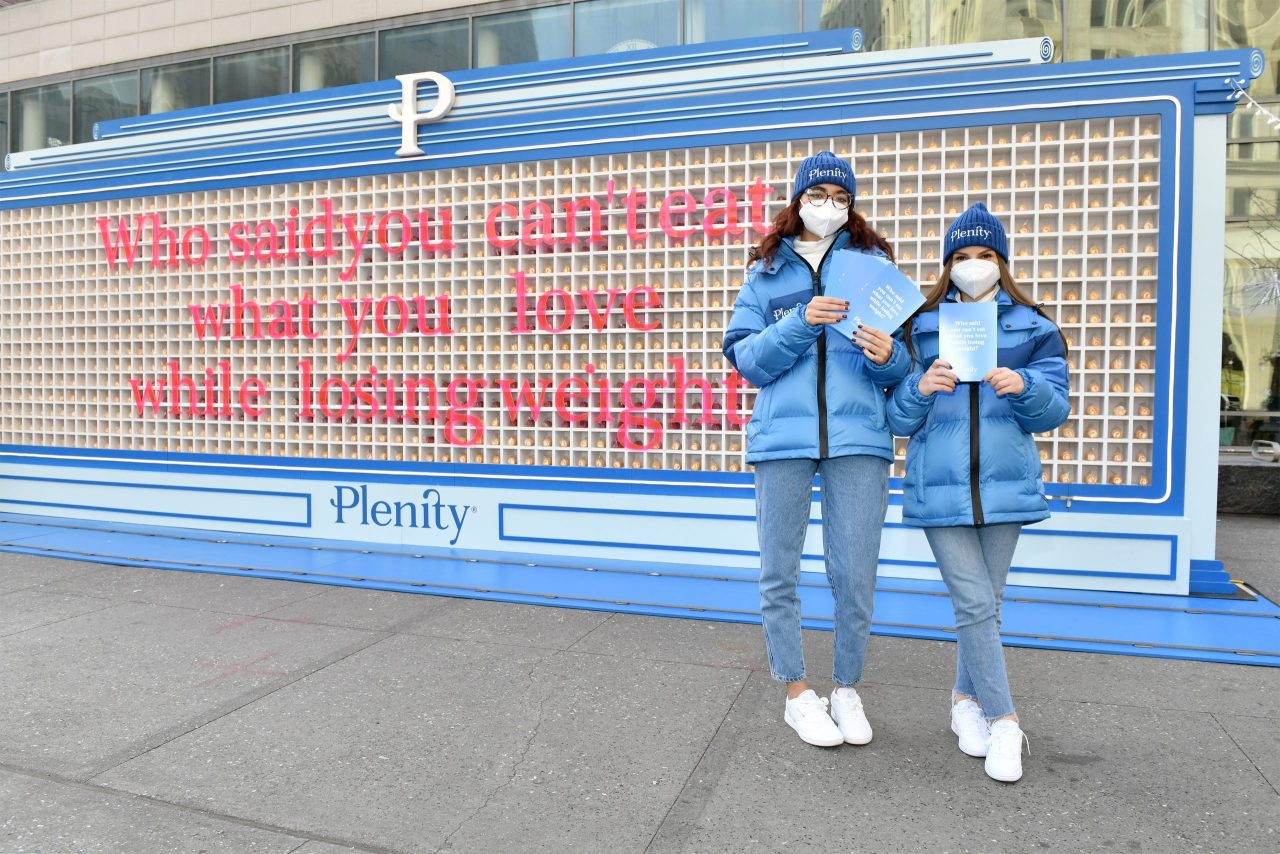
top-left (968, 382), bottom-right (985, 526)
top-left (805, 241), bottom-right (840, 460)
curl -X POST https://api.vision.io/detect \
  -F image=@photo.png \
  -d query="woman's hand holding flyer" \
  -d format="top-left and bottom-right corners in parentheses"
top-left (939, 302), bottom-right (997, 382)
top-left (823, 252), bottom-right (925, 340)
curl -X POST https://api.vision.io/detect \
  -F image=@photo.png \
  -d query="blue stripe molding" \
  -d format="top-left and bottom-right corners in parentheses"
top-left (0, 441), bottom-right (1195, 517)
top-left (98, 30), bottom-right (868, 140)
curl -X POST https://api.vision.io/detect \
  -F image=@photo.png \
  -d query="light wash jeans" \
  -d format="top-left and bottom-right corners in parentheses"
top-left (923, 523), bottom-right (1022, 719)
top-left (754, 455), bottom-right (888, 687)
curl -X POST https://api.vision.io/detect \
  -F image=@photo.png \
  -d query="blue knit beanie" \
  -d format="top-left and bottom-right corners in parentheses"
top-left (792, 150), bottom-right (857, 202)
top-left (942, 202), bottom-right (1008, 263)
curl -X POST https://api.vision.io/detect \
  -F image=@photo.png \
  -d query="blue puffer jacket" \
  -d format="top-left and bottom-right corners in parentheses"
top-left (887, 286), bottom-right (1070, 527)
top-left (722, 232), bottom-right (911, 463)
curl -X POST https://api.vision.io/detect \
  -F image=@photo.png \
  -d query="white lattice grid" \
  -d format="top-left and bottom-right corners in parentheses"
top-left (0, 115), bottom-right (1158, 484)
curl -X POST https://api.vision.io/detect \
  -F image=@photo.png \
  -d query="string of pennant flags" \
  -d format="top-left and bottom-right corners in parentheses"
top-left (1226, 76), bottom-right (1280, 129)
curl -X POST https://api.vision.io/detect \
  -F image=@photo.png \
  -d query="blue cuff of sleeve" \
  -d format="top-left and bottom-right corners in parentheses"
top-left (798, 303), bottom-right (817, 330)
top-left (1012, 368), bottom-right (1037, 400)
top-left (902, 372), bottom-right (935, 409)
top-left (866, 338), bottom-right (910, 382)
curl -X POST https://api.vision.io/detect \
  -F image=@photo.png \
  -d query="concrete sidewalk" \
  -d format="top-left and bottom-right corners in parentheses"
top-left (0, 516), bottom-right (1277, 854)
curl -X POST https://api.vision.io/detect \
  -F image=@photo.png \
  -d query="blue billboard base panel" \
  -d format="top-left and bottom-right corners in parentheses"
top-left (2, 513), bottom-right (1276, 668)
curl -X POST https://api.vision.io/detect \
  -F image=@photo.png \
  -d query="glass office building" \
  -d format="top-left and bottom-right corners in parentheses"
top-left (1, 0), bottom-right (1277, 450)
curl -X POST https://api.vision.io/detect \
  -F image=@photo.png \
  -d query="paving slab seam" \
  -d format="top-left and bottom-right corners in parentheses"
top-left (855, 677), bottom-right (1280, 721)
top-left (997, 693), bottom-right (1280, 720)
top-left (83, 630), bottom-right (396, 784)
top-left (1188, 709), bottom-right (1280, 721)
top-left (249, 607), bottom-right (610, 653)
top-left (0, 761), bottom-right (399, 854)
top-left (5, 584), bottom-right (332, 622)
top-left (562, 610), bottom-right (617, 652)
top-left (392, 624), bottom-right (604, 653)
top-left (0, 596), bottom-right (122, 640)
top-left (557, 645), bottom-right (758, 675)
top-left (434, 649), bottom-right (564, 853)
top-left (1210, 712), bottom-right (1280, 797)
top-left (2, 577), bottom-right (93, 596)
top-left (855, 678), bottom-right (953, 695)
top-left (642, 673), bottom-right (750, 854)
top-left (244, 584), bottom-right (332, 613)
top-left (254, 588), bottom-right (382, 621)
top-left (251, 601), bottom-right (461, 638)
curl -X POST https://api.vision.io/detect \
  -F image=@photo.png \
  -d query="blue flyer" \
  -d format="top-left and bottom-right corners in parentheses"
top-left (824, 251), bottom-right (925, 339)
top-left (939, 302), bottom-right (998, 382)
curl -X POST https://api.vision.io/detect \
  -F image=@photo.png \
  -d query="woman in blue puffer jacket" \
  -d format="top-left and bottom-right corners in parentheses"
top-left (887, 202), bottom-right (1070, 784)
top-left (723, 151), bottom-right (911, 749)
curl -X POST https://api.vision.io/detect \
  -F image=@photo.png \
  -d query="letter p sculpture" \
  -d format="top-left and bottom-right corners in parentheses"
top-left (389, 72), bottom-right (457, 157)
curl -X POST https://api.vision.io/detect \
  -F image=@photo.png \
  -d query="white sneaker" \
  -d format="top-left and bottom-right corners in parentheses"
top-left (950, 698), bottom-right (990, 757)
top-left (829, 686), bottom-right (873, 745)
top-left (985, 719), bottom-right (1028, 782)
top-left (783, 689), bottom-right (844, 747)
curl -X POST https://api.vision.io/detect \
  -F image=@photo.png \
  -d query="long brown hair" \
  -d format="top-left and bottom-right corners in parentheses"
top-left (747, 196), bottom-right (894, 268)
top-left (902, 256), bottom-right (1069, 364)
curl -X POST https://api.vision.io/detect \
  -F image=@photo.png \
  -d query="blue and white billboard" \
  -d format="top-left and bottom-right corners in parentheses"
top-left (0, 31), bottom-right (1265, 598)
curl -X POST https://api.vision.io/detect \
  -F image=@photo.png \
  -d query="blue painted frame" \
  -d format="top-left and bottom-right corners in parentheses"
top-left (0, 473), bottom-right (312, 526)
top-left (496, 503), bottom-right (1178, 580)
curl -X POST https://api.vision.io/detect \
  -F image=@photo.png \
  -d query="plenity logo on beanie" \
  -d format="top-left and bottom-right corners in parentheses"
top-left (942, 202), bottom-right (1009, 263)
top-left (792, 151), bottom-right (858, 201)
top-left (808, 167), bottom-right (847, 181)
top-left (948, 225), bottom-right (993, 242)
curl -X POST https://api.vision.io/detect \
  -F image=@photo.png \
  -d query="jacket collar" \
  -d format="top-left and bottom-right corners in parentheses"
top-left (763, 230), bottom-right (852, 274)
top-left (943, 284), bottom-right (1015, 305)
top-left (915, 286), bottom-right (1042, 336)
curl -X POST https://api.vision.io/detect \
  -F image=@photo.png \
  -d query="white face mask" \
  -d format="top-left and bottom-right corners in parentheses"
top-left (950, 258), bottom-right (1001, 299)
top-left (798, 201), bottom-right (850, 239)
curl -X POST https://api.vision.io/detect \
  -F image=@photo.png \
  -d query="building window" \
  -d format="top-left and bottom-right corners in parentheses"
top-left (214, 47), bottom-right (290, 104)
top-left (685, 0), bottom-right (795, 44)
top-left (294, 33), bottom-right (376, 92)
top-left (1228, 140), bottom-right (1280, 219)
top-left (1215, 0), bottom-right (1279, 100)
top-left (1219, 0), bottom-right (1280, 448)
top-left (1222, 132), bottom-right (1280, 448)
top-left (1066, 0), bottom-right (1208, 61)
top-left (1, 93), bottom-right (9, 169)
top-left (142, 60), bottom-right (211, 115)
top-left (12, 83), bottom-right (71, 152)
top-left (73, 72), bottom-right (139, 144)
top-left (804, 0), bottom-right (928, 51)
top-left (474, 6), bottom-right (572, 68)
top-left (574, 0), bottom-right (680, 56)
top-left (1222, 219), bottom-right (1280, 448)
top-left (380, 20), bottom-right (470, 79)
top-left (931, 0), bottom-right (1062, 47)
